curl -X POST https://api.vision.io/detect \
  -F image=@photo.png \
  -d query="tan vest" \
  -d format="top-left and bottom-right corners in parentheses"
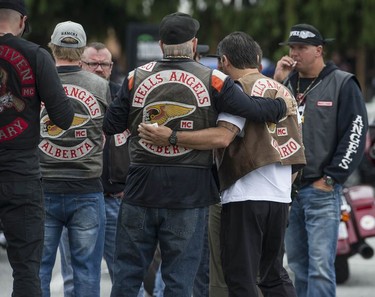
top-left (217, 72), bottom-right (306, 191)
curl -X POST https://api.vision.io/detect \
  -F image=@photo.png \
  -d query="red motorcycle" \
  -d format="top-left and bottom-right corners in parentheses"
top-left (335, 185), bottom-right (375, 283)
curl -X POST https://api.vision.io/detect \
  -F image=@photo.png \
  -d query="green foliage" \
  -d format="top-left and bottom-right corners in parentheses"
top-left (24, 0), bottom-right (375, 65)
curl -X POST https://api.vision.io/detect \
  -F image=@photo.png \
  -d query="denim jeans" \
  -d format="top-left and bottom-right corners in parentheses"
top-left (193, 208), bottom-right (209, 297)
top-left (152, 265), bottom-right (166, 297)
top-left (40, 192), bottom-right (105, 297)
top-left (103, 196), bottom-right (122, 281)
top-left (285, 183), bottom-right (341, 297)
top-left (59, 227), bottom-right (73, 296)
top-left (111, 203), bottom-right (207, 297)
top-left (59, 195), bottom-right (126, 296)
top-left (60, 228), bottom-right (144, 297)
top-left (152, 208), bottom-right (209, 297)
top-left (0, 179), bottom-right (44, 297)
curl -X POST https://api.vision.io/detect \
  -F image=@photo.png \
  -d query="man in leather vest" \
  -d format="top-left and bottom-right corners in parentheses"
top-left (58, 42), bottom-right (131, 295)
top-left (104, 12), bottom-right (295, 297)
top-left (39, 21), bottom-right (110, 297)
top-left (274, 23), bottom-right (368, 297)
top-left (138, 31), bottom-right (306, 297)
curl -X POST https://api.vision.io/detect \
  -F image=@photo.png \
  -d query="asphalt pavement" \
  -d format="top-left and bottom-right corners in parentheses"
top-left (1, 238), bottom-right (375, 296)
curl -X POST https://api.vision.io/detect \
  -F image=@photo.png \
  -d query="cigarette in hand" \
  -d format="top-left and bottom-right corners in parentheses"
top-left (292, 61), bottom-right (297, 67)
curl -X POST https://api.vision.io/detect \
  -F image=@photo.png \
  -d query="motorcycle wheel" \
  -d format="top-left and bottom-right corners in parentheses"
top-left (335, 255), bottom-right (350, 284)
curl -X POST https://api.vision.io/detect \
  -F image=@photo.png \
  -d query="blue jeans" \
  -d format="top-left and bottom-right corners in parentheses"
top-left (285, 184), bottom-right (341, 297)
top-left (153, 265), bottom-right (166, 297)
top-left (111, 204), bottom-right (207, 297)
top-left (152, 209), bottom-right (209, 297)
top-left (60, 227), bottom-right (144, 297)
top-left (59, 228), bottom-right (73, 296)
top-left (193, 208), bottom-right (209, 297)
top-left (59, 196), bottom-right (132, 296)
top-left (103, 196), bottom-right (122, 281)
top-left (40, 192), bottom-right (105, 297)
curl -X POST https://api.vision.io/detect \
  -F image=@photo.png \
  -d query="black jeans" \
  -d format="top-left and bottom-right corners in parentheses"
top-left (0, 179), bottom-right (44, 297)
top-left (220, 200), bottom-right (296, 297)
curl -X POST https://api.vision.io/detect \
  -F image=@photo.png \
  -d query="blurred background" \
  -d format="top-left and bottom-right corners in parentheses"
top-left (25, 0), bottom-right (375, 103)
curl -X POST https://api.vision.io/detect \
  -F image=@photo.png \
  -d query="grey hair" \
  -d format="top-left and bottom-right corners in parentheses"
top-left (161, 40), bottom-right (194, 58)
top-left (0, 9), bottom-right (21, 22)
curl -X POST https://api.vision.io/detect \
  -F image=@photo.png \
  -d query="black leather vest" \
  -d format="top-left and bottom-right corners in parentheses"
top-left (128, 59), bottom-right (217, 168)
top-left (286, 70), bottom-right (353, 180)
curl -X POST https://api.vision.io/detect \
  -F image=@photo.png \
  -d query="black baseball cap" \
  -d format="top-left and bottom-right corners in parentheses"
top-left (159, 12), bottom-right (200, 45)
top-left (0, 0), bottom-right (30, 33)
top-left (279, 23), bottom-right (334, 46)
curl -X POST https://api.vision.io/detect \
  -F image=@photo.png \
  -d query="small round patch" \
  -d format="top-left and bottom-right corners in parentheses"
top-left (360, 215), bottom-right (375, 231)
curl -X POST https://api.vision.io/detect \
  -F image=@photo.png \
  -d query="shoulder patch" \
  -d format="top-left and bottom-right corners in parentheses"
top-left (128, 70), bottom-right (134, 91)
top-left (211, 69), bottom-right (227, 92)
top-left (138, 62), bottom-right (157, 72)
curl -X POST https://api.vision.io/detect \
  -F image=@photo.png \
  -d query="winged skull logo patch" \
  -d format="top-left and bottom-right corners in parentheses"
top-left (40, 113), bottom-right (90, 138)
top-left (143, 101), bottom-right (196, 126)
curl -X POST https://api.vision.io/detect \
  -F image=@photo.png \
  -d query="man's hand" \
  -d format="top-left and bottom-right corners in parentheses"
top-left (273, 55), bottom-right (296, 83)
top-left (138, 123), bottom-right (172, 146)
top-left (313, 177), bottom-right (334, 192)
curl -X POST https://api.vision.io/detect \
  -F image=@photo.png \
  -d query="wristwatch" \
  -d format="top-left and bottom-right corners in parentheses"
top-left (168, 130), bottom-right (178, 145)
top-left (323, 175), bottom-right (335, 186)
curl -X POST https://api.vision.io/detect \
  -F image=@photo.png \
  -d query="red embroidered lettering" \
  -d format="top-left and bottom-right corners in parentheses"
top-left (0, 118), bottom-right (28, 142)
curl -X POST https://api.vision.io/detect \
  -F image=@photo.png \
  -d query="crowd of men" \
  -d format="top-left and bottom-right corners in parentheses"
top-left (0, 1), bottom-right (370, 297)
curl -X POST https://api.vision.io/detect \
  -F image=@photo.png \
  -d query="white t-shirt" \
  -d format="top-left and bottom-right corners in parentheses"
top-left (217, 113), bottom-right (292, 205)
